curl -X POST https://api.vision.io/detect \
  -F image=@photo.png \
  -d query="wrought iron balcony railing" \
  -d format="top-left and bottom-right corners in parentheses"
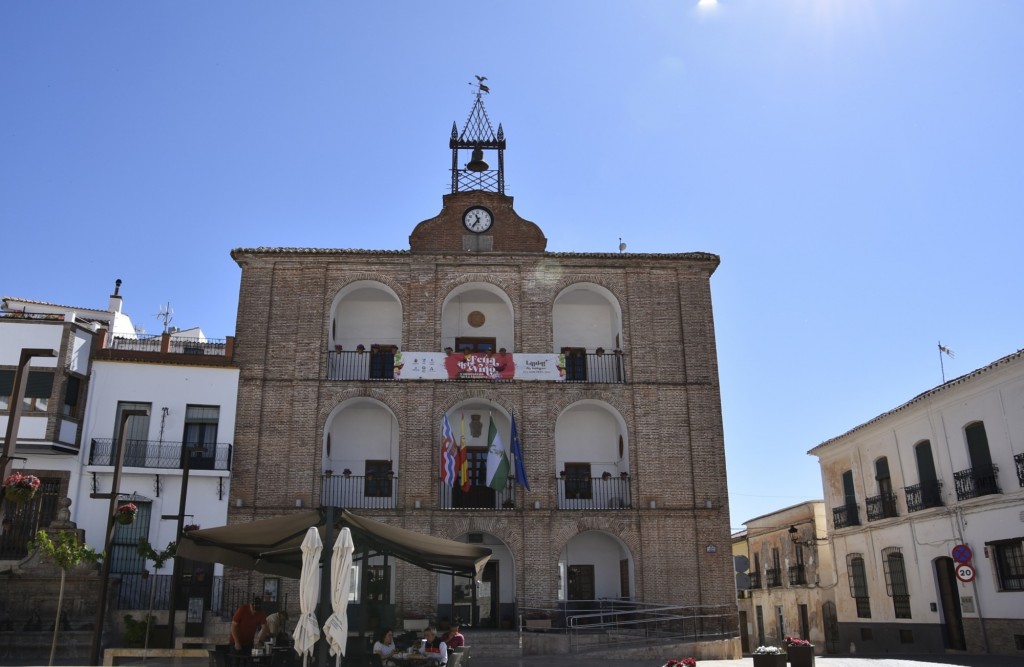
top-left (788, 564), bottom-right (807, 586)
top-left (556, 476), bottom-right (632, 509)
top-left (748, 571), bottom-right (762, 589)
top-left (561, 351), bottom-right (625, 383)
top-left (437, 480), bottom-right (517, 510)
top-left (1015, 453), bottom-right (1024, 488)
top-left (88, 439), bottom-right (232, 470)
top-left (327, 349), bottom-right (397, 381)
top-left (953, 464), bottom-right (1000, 501)
top-left (321, 474), bottom-right (399, 509)
top-left (832, 503), bottom-right (860, 529)
top-left (905, 480), bottom-right (943, 513)
top-left (765, 567), bottom-right (782, 588)
top-left (866, 492), bottom-right (899, 521)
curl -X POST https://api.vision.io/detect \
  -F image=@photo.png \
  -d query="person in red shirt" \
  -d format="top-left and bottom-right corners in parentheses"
top-left (230, 596), bottom-right (268, 654)
top-left (443, 619), bottom-right (464, 650)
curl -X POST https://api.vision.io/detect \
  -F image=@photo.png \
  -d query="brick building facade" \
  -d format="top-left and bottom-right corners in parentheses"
top-left (226, 92), bottom-right (735, 634)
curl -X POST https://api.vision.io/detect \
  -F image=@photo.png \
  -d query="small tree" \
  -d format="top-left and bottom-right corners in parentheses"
top-left (30, 531), bottom-right (101, 666)
top-left (137, 537), bottom-right (176, 653)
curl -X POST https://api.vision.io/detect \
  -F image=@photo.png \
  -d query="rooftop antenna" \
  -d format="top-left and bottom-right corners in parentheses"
top-left (156, 302), bottom-right (174, 334)
top-left (619, 238), bottom-right (627, 253)
top-left (937, 341), bottom-right (954, 383)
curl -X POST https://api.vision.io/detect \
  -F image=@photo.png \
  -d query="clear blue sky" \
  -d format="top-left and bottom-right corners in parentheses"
top-left (3, 1), bottom-right (1022, 531)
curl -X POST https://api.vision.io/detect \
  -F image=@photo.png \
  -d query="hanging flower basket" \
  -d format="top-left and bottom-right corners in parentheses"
top-left (3, 473), bottom-right (41, 504)
top-left (115, 502), bottom-right (138, 525)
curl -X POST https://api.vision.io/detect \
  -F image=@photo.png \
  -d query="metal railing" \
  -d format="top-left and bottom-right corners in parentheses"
top-left (832, 503), bottom-right (860, 529)
top-left (953, 465), bottom-right (1000, 500)
top-left (905, 480), bottom-right (943, 513)
top-left (326, 350), bottom-right (396, 381)
top-left (114, 573), bottom-right (173, 610)
top-left (528, 601), bottom-right (739, 654)
top-left (748, 571), bottom-right (762, 589)
top-left (765, 567), bottom-right (782, 588)
top-left (322, 474), bottom-right (399, 509)
top-left (561, 352), bottom-right (626, 383)
top-left (0, 479), bottom-right (60, 560)
top-left (866, 492), bottom-right (899, 521)
top-left (437, 481), bottom-right (516, 510)
top-left (109, 334), bottom-right (228, 356)
top-left (788, 564), bottom-right (806, 586)
top-left (88, 439), bottom-right (232, 470)
top-left (1015, 453), bottom-right (1024, 487)
top-left (556, 476), bottom-right (632, 509)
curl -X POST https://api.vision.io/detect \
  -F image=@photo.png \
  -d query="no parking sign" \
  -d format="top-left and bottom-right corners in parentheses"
top-left (952, 544), bottom-right (973, 564)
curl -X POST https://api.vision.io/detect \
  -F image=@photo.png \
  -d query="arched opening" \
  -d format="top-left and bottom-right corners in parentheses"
top-left (440, 283), bottom-right (514, 353)
top-left (322, 398), bottom-right (399, 509)
top-left (555, 401), bottom-right (630, 509)
top-left (552, 283), bottom-right (624, 382)
top-left (440, 532), bottom-right (516, 629)
top-left (559, 530), bottom-right (634, 614)
top-left (329, 281), bottom-right (403, 380)
top-left (439, 401), bottom-right (516, 511)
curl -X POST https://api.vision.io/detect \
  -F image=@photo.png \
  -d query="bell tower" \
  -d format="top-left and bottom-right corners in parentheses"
top-left (409, 79), bottom-right (546, 253)
top-left (451, 77), bottom-right (505, 194)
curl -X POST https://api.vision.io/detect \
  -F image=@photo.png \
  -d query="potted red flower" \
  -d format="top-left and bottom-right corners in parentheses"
top-left (784, 636), bottom-right (814, 667)
top-left (662, 658), bottom-right (697, 667)
top-left (3, 472), bottom-right (41, 504)
top-left (116, 502), bottom-right (139, 525)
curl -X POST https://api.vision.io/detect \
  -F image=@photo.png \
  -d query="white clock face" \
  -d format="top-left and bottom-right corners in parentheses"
top-left (463, 207), bottom-right (493, 233)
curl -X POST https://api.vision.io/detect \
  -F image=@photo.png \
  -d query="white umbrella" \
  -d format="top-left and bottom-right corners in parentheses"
top-left (323, 527), bottom-right (354, 667)
top-left (292, 527), bottom-right (323, 666)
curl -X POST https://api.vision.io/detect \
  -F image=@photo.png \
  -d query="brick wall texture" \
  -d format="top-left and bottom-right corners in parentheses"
top-left (226, 191), bottom-right (734, 621)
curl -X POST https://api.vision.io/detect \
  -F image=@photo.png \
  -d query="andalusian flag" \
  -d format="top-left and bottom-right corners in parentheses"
top-left (440, 414), bottom-right (457, 486)
top-left (486, 414), bottom-right (510, 491)
top-left (458, 412), bottom-right (470, 492)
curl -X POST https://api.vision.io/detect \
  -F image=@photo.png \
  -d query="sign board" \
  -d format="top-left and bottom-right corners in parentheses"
top-left (955, 563), bottom-right (976, 583)
top-left (952, 544), bottom-right (973, 564)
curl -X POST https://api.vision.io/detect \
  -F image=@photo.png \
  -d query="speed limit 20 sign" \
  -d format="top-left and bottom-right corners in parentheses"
top-left (955, 563), bottom-right (976, 583)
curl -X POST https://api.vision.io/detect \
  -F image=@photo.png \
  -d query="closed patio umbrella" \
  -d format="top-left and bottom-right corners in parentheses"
top-left (292, 527), bottom-right (322, 666)
top-left (323, 527), bottom-right (354, 667)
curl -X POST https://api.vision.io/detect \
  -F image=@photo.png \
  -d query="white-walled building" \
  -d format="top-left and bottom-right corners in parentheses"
top-left (809, 349), bottom-right (1024, 656)
top-left (1, 284), bottom-right (238, 615)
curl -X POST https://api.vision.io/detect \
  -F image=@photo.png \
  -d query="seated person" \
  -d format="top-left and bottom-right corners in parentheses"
top-left (418, 627), bottom-right (447, 665)
top-left (373, 628), bottom-right (397, 664)
top-left (258, 609), bottom-right (290, 647)
top-left (442, 620), bottom-right (464, 651)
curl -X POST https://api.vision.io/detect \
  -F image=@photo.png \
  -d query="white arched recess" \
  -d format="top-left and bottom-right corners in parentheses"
top-left (440, 283), bottom-right (514, 352)
top-left (555, 400), bottom-right (629, 476)
top-left (552, 282), bottom-right (623, 353)
top-left (439, 532), bottom-right (516, 629)
top-left (559, 530), bottom-right (635, 601)
top-left (323, 398), bottom-right (399, 476)
top-left (330, 280), bottom-right (403, 350)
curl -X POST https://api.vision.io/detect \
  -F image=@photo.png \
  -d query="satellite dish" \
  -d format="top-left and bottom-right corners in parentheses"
top-left (619, 237), bottom-right (627, 253)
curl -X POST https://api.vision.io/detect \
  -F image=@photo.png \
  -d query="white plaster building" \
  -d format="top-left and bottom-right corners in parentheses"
top-left (1, 284), bottom-right (238, 615)
top-left (809, 349), bottom-right (1024, 656)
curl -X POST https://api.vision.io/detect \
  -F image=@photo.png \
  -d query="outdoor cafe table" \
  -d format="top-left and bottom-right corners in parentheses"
top-left (388, 652), bottom-right (433, 667)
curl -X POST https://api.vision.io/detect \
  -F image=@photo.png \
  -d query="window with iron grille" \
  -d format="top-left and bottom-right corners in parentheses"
top-left (881, 547), bottom-right (912, 618)
top-left (988, 538), bottom-right (1024, 592)
top-left (847, 553), bottom-right (871, 618)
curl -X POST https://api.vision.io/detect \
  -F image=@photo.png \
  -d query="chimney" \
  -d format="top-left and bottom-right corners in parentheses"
top-left (108, 278), bottom-right (123, 314)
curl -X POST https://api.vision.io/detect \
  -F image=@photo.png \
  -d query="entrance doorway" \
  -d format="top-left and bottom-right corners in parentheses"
top-left (935, 557), bottom-right (966, 650)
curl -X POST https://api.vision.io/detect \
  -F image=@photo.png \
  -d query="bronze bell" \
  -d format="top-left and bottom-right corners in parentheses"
top-left (466, 147), bottom-right (489, 172)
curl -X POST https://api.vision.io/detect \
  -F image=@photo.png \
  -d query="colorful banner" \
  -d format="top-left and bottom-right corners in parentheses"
top-left (394, 352), bottom-right (564, 381)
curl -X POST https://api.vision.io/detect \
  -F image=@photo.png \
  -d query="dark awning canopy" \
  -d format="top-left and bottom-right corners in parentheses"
top-left (177, 508), bottom-right (491, 580)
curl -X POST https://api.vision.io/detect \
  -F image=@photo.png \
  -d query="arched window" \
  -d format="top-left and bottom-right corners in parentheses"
top-left (846, 553), bottom-right (871, 618)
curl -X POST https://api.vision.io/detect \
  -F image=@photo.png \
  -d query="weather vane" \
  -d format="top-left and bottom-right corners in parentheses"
top-left (469, 75), bottom-right (490, 94)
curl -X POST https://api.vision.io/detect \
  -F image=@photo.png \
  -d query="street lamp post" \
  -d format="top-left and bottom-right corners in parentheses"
top-left (0, 348), bottom-right (57, 482)
top-left (161, 445), bottom-right (201, 648)
top-left (88, 408), bottom-right (149, 666)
